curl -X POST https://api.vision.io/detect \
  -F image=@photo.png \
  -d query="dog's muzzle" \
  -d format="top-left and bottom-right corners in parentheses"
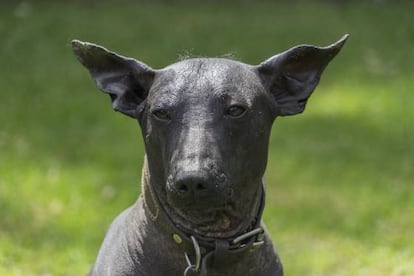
top-left (166, 165), bottom-right (230, 208)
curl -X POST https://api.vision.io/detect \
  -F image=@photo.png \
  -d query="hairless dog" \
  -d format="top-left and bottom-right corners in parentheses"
top-left (72, 34), bottom-right (348, 276)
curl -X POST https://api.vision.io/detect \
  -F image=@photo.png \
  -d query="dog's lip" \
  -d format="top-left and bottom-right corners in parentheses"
top-left (170, 197), bottom-right (224, 210)
top-left (169, 205), bottom-right (250, 239)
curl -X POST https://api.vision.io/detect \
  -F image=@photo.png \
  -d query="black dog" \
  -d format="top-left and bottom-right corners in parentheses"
top-left (72, 34), bottom-right (348, 275)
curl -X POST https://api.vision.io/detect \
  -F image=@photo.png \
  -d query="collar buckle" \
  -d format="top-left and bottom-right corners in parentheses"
top-left (184, 236), bottom-right (201, 275)
top-left (231, 227), bottom-right (264, 247)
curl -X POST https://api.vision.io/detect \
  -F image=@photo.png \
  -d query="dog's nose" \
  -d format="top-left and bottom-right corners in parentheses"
top-left (174, 172), bottom-right (214, 198)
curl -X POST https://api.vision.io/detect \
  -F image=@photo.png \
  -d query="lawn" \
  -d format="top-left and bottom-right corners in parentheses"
top-left (0, 1), bottom-right (413, 275)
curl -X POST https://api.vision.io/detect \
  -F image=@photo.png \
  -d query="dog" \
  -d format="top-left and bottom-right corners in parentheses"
top-left (72, 34), bottom-right (348, 275)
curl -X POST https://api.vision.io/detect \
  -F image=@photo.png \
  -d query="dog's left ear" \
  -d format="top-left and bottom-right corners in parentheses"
top-left (256, 34), bottom-right (349, 116)
top-left (72, 40), bottom-right (155, 118)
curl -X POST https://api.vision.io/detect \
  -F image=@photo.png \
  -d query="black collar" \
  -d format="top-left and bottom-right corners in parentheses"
top-left (141, 160), bottom-right (266, 275)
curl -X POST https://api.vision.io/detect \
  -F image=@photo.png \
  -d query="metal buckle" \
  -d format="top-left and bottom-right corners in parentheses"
top-left (184, 236), bottom-right (201, 275)
top-left (183, 228), bottom-right (265, 275)
top-left (232, 227), bottom-right (264, 246)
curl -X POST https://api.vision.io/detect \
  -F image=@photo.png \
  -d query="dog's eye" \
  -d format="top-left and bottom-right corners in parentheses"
top-left (152, 109), bottom-right (170, 120)
top-left (226, 105), bottom-right (246, 118)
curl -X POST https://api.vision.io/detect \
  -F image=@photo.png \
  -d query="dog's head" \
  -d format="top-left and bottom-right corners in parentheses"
top-left (72, 35), bottom-right (347, 238)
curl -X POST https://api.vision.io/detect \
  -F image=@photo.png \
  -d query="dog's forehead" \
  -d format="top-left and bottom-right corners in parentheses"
top-left (150, 58), bottom-right (262, 103)
top-left (165, 58), bottom-right (253, 80)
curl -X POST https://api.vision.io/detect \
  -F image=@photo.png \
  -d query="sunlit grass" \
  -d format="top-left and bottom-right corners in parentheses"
top-left (0, 1), bottom-right (413, 275)
top-left (265, 78), bottom-right (413, 274)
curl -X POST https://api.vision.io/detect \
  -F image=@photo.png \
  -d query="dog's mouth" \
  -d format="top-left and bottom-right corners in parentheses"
top-left (167, 202), bottom-right (258, 239)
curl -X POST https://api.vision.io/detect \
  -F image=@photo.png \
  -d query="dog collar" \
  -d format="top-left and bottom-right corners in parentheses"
top-left (141, 158), bottom-right (266, 275)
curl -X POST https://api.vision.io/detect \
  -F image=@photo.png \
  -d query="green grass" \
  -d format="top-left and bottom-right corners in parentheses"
top-left (0, 1), bottom-right (413, 275)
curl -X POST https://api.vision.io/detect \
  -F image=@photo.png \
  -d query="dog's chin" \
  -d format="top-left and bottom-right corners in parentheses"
top-left (168, 205), bottom-right (251, 239)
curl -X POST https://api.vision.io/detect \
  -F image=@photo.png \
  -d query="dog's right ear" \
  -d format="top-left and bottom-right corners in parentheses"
top-left (72, 40), bottom-right (155, 118)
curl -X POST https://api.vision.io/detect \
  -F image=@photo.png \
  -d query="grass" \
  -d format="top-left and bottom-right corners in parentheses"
top-left (0, 1), bottom-right (413, 275)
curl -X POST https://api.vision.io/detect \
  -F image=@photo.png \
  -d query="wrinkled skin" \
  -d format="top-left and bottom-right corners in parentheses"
top-left (72, 35), bottom-right (348, 276)
top-left (143, 59), bottom-right (272, 238)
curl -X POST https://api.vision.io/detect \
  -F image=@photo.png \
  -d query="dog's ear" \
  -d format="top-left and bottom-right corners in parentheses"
top-left (256, 35), bottom-right (348, 116)
top-left (72, 40), bottom-right (155, 118)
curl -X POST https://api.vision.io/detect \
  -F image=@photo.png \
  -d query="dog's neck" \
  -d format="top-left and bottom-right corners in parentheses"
top-left (140, 156), bottom-right (267, 273)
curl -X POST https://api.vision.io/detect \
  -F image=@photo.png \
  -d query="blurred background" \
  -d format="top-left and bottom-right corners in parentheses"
top-left (0, 0), bottom-right (413, 275)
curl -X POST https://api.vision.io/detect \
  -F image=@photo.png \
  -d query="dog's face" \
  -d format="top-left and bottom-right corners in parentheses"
top-left (72, 35), bottom-right (347, 237)
top-left (141, 59), bottom-right (273, 236)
